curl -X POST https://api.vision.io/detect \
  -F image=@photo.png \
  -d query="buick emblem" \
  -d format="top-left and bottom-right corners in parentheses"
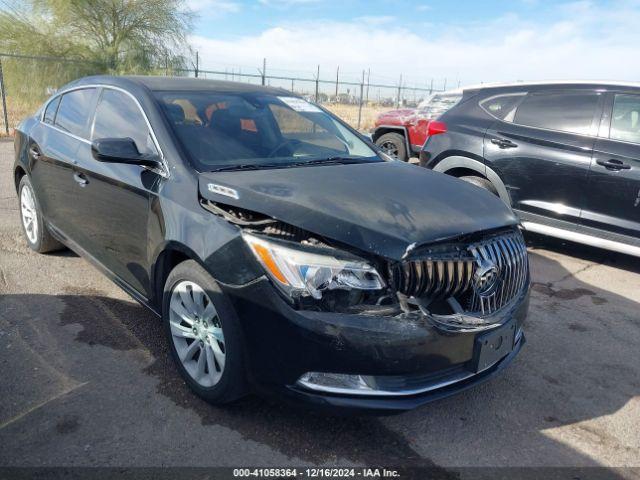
top-left (473, 257), bottom-right (500, 296)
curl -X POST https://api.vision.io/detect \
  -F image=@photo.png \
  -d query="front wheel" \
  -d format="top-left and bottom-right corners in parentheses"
top-left (163, 260), bottom-right (248, 404)
top-left (375, 132), bottom-right (408, 161)
top-left (18, 175), bottom-right (64, 253)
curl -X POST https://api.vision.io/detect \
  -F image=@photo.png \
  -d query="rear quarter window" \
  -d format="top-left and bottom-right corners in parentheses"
top-left (480, 93), bottom-right (526, 121)
top-left (43, 96), bottom-right (61, 125)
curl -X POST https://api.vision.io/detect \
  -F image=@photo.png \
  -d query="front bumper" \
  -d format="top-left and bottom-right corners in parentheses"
top-left (222, 277), bottom-right (529, 413)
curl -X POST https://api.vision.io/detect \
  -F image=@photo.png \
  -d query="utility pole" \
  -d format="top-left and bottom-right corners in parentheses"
top-left (261, 58), bottom-right (266, 86)
top-left (335, 66), bottom-right (339, 100)
top-left (396, 74), bottom-right (402, 108)
top-left (0, 58), bottom-right (8, 135)
top-left (429, 78), bottom-right (433, 95)
top-left (315, 65), bottom-right (320, 103)
top-left (195, 51), bottom-right (199, 78)
top-left (357, 70), bottom-right (365, 130)
top-left (365, 68), bottom-right (370, 104)
top-left (443, 78), bottom-right (447, 91)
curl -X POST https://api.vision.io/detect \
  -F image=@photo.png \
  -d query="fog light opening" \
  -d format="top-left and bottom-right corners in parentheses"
top-left (296, 372), bottom-right (378, 394)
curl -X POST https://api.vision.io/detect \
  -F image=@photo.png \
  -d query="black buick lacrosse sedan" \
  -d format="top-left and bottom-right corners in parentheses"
top-left (14, 76), bottom-right (529, 413)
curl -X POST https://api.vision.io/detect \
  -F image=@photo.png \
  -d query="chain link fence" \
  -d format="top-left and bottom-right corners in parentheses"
top-left (0, 53), bottom-right (447, 136)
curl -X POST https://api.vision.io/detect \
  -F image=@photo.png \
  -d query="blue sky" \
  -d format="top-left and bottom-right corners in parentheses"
top-left (187, 0), bottom-right (640, 88)
top-left (192, 0), bottom-right (569, 40)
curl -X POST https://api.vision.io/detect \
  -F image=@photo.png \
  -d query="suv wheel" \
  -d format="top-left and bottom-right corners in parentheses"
top-left (459, 175), bottom-right (498, 196)
top-left (163, 260), bottom-right (247, 404)
top-left (18, 175), bottom-right (64, 253)
top-left (375, 132), bottom-right (408, 161)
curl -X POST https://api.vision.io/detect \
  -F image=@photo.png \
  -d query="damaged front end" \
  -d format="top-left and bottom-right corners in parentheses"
top-left (201, 197), bottom-right (530, 331)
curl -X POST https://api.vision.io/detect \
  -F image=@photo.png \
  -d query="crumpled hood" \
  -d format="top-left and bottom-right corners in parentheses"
top-left (199, 161), bottom-right (517, 261)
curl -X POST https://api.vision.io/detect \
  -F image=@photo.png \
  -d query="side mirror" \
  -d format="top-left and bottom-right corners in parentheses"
top-left (91, 138), bottom-right (161, 168)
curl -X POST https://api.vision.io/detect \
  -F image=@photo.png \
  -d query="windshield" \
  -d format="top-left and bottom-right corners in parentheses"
top-left (155, 91), bottom-right (381, 171)
top-left (417, 93), bottom-right (462, 118)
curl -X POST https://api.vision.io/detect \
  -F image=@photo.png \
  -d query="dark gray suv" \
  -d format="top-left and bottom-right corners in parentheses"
top-left (420, 82), bottom-right (640, 258)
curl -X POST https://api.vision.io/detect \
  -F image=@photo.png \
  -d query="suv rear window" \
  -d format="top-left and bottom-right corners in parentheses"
top-left (513, 91), bottom-right (599, 135)
top-left (54, 88), bottom-right (96, 137)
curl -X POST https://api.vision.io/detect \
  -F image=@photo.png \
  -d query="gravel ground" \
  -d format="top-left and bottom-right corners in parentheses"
top-left (0, 139), bottom-right (639, 476)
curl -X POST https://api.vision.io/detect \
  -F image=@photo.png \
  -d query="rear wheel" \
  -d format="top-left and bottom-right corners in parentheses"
top-left (18, 175), bottom-right (64, 253)
top-left (458, 175), bottom-right (498, 196)
top-left (163, 260), bottom-right (247, 404)
top-left (375, 132), bottom-right (408, 161)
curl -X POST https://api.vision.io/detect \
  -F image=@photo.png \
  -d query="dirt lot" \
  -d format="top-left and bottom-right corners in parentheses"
top-left (0, 139), bottom-right (639, 475)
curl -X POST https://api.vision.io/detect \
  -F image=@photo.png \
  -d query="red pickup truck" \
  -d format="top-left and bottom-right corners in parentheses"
top-left (371, 91), bottom-right (462, 161)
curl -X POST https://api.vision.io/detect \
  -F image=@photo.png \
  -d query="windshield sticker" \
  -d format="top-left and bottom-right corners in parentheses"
top-left (277, 96), bottom-right (322, 113)
top-left (208, 183), bottom-right (239, 200)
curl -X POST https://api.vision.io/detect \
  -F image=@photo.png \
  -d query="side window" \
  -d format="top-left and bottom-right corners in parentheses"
top-left (54, 88), bottom-right (97, 137)
top-left (43, 96), bottom-right (61, 125)
top-left (92, 89), bottom-right (157, 155)
top-left (480, 93), bottom-right (525, 122)
top-left (610, 94), bottom-right (640, 144)
top-left (513, 91), bottom-right (600, 135)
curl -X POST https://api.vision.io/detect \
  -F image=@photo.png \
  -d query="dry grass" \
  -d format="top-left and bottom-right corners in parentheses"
top-left (1, 99), bottom-right (40, 137)
top-left (324, 103), bottom-right (391, 132)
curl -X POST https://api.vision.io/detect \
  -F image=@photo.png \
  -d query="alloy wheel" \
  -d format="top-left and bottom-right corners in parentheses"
top-left (169, 280), bottom-right (226, 387)
top-left (20, 184), bottom-right (38, 244)
top-left (380, 140), bottom-right (399, 158)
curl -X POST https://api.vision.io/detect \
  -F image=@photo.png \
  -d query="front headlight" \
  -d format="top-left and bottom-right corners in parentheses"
top-left (243, 233), bottom-right (385, 299)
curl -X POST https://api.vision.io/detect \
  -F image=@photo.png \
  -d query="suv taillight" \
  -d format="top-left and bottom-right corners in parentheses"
top-left (426, 120), bottom-right (447, 138)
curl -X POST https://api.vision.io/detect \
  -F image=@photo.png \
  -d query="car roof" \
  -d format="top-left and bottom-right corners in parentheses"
top-left (67, 75), bottom-right (293, 96)
top-left (463, 80), bottom-right (640, 95)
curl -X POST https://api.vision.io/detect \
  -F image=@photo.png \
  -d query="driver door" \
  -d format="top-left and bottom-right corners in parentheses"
top-left (73, 87), bottom-right (164, 299)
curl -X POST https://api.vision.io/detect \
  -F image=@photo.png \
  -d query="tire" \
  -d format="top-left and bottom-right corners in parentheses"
top-left (458, 175), bottom-right (499, 196)
top-left (163, 260), bottom-right (247, 404)
top-left (375, 132), bottom-right (408, 161)
top-left (18, 175), bottom-right (64, 253)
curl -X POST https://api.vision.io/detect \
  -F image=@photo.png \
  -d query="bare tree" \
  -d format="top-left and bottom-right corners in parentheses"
top-left (0, 0), bottom-right (195, 72)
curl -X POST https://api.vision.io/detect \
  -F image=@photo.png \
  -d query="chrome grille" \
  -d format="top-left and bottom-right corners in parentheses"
top-left (391, 229), bottom-right (529, 317)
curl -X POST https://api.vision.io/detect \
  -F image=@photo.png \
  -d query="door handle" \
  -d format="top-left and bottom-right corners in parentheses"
top-left (490, 138), bottom-right (518, 149)
top-left (29, 146), bottom-right (41, 160)
top-left (596, 159), bottom-right (631, 171)
top-left (73, 172), bottom-right (89, 187)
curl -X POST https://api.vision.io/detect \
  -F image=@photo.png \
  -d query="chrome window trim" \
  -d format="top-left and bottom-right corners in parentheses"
top-left (44, 122), bottom-right (93, 145)
top-left (40, 83), bottom-right (169, 178)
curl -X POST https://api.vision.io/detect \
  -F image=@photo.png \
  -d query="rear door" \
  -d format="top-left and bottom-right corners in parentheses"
top-left (483, 89), bottom-right (603, 226)
top-left (582, 92), bottom-right (640, 242)
top-left (73, 87), bottom-right (164, 298)
top-left (29, 88), bottom-right (97, 240)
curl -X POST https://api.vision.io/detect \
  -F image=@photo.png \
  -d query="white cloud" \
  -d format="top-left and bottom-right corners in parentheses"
top-left (190, 1), bottom-right (640, 88)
